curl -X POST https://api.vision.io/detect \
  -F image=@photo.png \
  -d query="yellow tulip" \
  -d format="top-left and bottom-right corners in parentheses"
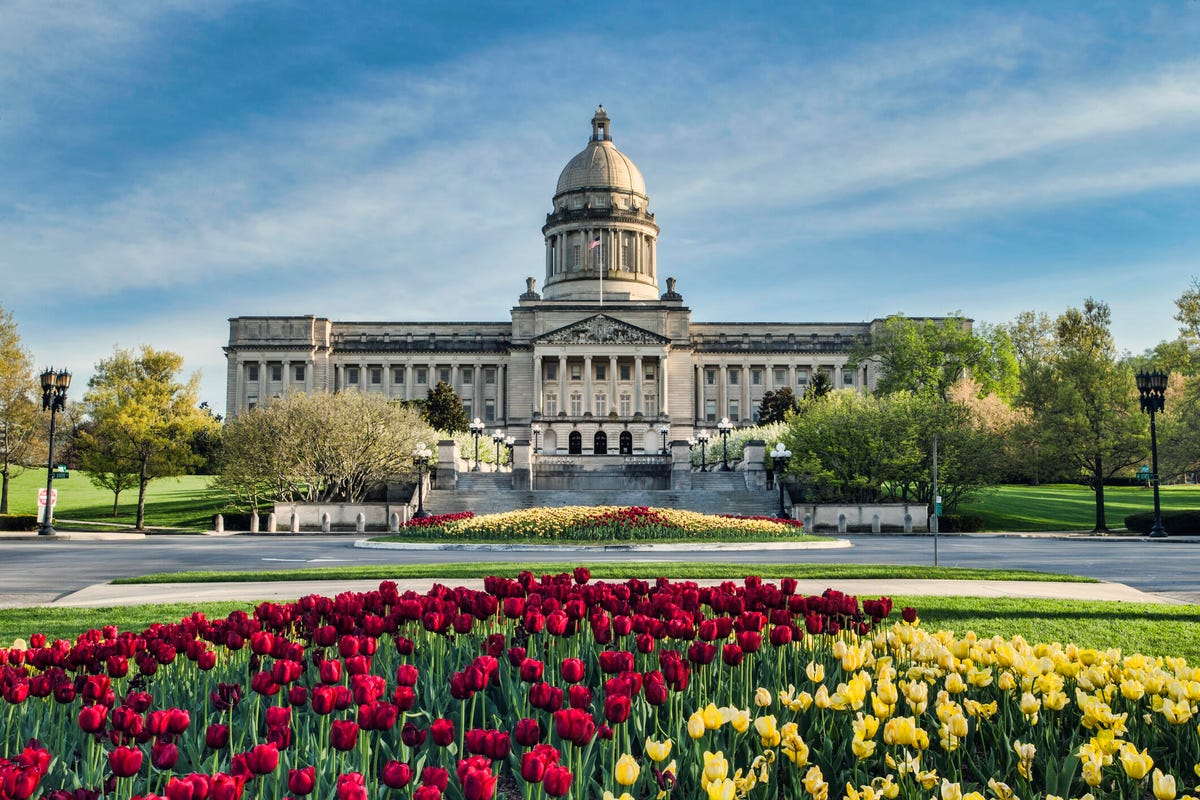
top-left (883, 716), bottom-right (919, 747)
top-left (644, 737), bottom-right (672, 762)
top-left (687, 711), bottom-right (707, 739)
top-left (755, 687), bottom-right (772, 707)
top-left (725, 706), bottom-right (751, 733)
top-left (851, 736), bottom-right (876, 759)
top-left (807, 661), bottom-right (825, 683)
top-left (917, 771), bottom-right (940, 790)
top-left (987, 779), bottom-right (1017, 800)
top-left (1019, 692), bottom-right (1040, 724)
top-left (702, 703), bottom-right (723, 730)
top-left (944, 672), bottom-right (966, 694)
top-left (814, 684), bottom-right (832, 709)
top-left (703, 751), bottom-right (729, 784)
top-left (705, 778), bottom-right (736, 800)
top-left (940, 779), bottom-right (963, 800)
top-left (803, 766), bottom-right (828, 800)
top-left (1119, 743), bottom-right (1154, 781)
top-left (1153, 769), bottom-right (1177, 800)
top-left (783, 731), bottom-right (810, 766)
top-left (947, 713), bottom-right (969, 739)
top-left (852, 712), bottom-right (879, 740)
top-left (614, 754), bottom-right (639, 786)
top-left (755, 715), bottom-right (781, 747)
top-left (602, 793), bottom-right (634, 800)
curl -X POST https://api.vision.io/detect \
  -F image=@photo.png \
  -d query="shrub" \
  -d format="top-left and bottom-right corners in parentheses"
top-left (0, 514), bottom-right (38, 531)
top-left (938, 513), bottom-right (984, 532)
top-left (1124, 509), bottom-right (1200, 534)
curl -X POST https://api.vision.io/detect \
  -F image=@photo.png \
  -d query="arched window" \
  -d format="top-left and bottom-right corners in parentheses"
top-left (568, 431), bottom-right (582, 455)
top-left (619, 431), bottom-right (633, 455)
top-left (594, 431), bottom-right (608, 455)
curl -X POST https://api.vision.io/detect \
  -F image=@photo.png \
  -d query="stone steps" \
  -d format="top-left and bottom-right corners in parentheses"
top-left (424, 486), bottom-right (780, 518)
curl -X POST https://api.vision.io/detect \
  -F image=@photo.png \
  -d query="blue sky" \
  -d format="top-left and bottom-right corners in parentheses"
top-left (3, 1), bottom-right (1199, 415)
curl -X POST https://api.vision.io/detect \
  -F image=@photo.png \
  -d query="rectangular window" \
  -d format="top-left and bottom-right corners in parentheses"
top-left (347, 367), bottom-right (359, 386)
top-left (773, 367), bottom-right (787, 385)
top-left (393, 368), bottom-right (405, 384)
top-left (729, 400), bottom-right (740, 422)
top-left (573, 245), bottom-right (581, 267)
top-left (644, 364), bottom-right (655, 380)
top-left (619, 394), bottom-right (631, 416)
top-left (644, 395), bottom-right (656, 416)
top-left (370, 367), bottom-right (382, 385)
top-left (619, 364), bottom-right (631, 381)
top-left (843, 371), bottom-right (854, 386)
top-left (462, 368), bottom-right (473, 385)
top-left (247, 400), bottom-right (257, 411)
top-left (248, 365), bottom-right (259, 382)
top-left (620, 243), bottom-right (631, 269)
top-left (595, 395), bottom-right (606, 416)
top-left (570, 364), bottom-right (582, 380)
top-left (462, 401), bottom-right (472, 419)
top-left (797, 369), bottom-right (809, 384)
top-left (416, 368), bottom-right (428, 385)
top-left (751, 369), bottom-right (763, 385)
top-left (438, 368), bottom-right (451, 384)
top-left (546, 395), bottom-right (558, 416)
top-left (705, 369), bottom-right (716, 385)
top-left (705, 399), bottom-right (716, 422)
top-left (484, 399), bottom-right (495, 423)
top-left (295, 365), bottom-right (306, 382)
top-left (570, 395), bottom-right (582, 416)
top-left (728, 369), bottom-right (740, 385)
top-left (595, 364), bottom-right (606, 381)
top-left (484, 367), bottom-right (496, 385)
top-left (270, 365), bottom-right (282, 382)
top-left (544, 363), bottom-right (557, 381)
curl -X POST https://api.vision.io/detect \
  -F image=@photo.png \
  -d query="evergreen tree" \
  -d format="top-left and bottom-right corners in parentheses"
top-left (423, 380), bottom-right (469, 433)
top-left (757, 387), bottom-right (799, 424)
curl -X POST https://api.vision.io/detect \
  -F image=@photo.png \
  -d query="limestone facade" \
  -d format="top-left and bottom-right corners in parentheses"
top-left (225, 108), bottom-right (942, 454)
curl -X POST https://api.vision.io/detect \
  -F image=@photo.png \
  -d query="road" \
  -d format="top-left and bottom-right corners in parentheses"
top-left (1, 534), bottom-right (1198, 607)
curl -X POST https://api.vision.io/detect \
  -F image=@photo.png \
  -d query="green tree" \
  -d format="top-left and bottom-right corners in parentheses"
top-left (422, 380), bottom-right (468, 433)
top-left (1024, 299), bottom-right (1147, 531)
top-left (0, 306), bottom-right (41, 514)
top-left (78, 347), bottom-right (219, 529)
top-left (757, 387), bottom-right (799, 424)
top-left (804, 371), bottom-right (833, 402)
top-left (850, 314), bottom-right (1018, 401)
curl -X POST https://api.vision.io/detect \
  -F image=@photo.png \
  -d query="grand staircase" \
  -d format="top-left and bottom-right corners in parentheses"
top-left (424, 470), bottom-right (781, 517)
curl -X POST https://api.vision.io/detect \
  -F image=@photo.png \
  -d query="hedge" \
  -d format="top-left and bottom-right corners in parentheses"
top-left (0, 514), bottom-right (39, 531)
top-left (1124, 510), bottom-right (1200, 534)
top-left (939, 513), bottom-right (985, 532)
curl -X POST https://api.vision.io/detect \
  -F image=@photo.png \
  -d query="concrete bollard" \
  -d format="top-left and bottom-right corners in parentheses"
top-left (266, 513), bottom-right (277, 533)
top-left (249, 513), bottom-right (259, 533)
top-left (321, 513), bottom-right (331, 533)
top-left (871, 514), bottom-right (881, 534)
top-left (388, 512), bottom-right (400, 532)
top-left (903, 513), bottom-right (913, 534)
top-left (356, 513), bottom-right (365, 533)
top-left (837, 513), bottom-right (847, 535)
top-left (803, 513), bottom-right (812, 531)
top-left (214, 514), bottom-right (224, 534)
top-left (291, 512), bottom-right (300, 533)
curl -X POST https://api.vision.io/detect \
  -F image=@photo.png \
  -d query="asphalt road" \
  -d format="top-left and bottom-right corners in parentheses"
top-left (1, 533), bottom-right (1198, 607)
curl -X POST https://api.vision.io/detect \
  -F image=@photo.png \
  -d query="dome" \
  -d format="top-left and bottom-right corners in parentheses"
top-left (554, 106), bottom-right (647, 198)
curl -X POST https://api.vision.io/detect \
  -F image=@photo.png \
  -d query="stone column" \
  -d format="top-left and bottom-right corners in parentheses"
top-left (533, 356), bottom-right (543, 415)
top-left (694, 363), bottom-right (703, 420)
top-left (405, 365), bottom-right (413, 400)
top-left (609, 356), bottom-right (617, 411)
top-left (500, 364), bottom-right (507, 423)
top-left (359, 362), bottom-right (367, 392)
top-left (742, 368), bottom-right (750, 423)
top-left (335, 364), bottom-right (343, 392)
top-left (719, 363), bottom-right (728, 420)
top-left (584, 355), bottom-right (593, 414)
top-left (660, 349), bottom-right (670, 417)
top-left (382, 360), bottom-right (391, 397)
top-left (635, 355), bottom-right (644, 414)
top-left (281, 359), bottom-right (290, 395)
top-left (558, 355), bottom-right (567, 411)
top-left (834, 363), bottom-right (842, 387)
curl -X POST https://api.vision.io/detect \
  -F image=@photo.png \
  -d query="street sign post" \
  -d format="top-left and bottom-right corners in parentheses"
top-left (37, 488), bottom-right (58, 519)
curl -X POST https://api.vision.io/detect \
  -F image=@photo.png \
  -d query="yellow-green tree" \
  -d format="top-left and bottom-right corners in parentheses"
top-left (79, 346), bottom-right (218, 529)
top-left (0, 305), bottom-right (41, 514)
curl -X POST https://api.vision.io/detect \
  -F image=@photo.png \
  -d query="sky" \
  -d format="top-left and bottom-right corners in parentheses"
top-left (3, 1), bottom-right (1200, 416)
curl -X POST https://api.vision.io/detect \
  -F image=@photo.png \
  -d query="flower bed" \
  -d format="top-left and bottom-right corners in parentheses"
top-left (397, 506), bottom-right (807, 541)
top-left (0, 572), bottom-right (1195, 800)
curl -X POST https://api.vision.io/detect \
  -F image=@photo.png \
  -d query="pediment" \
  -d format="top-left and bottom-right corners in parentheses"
top-left (533, 314), bottom-right (668, 345)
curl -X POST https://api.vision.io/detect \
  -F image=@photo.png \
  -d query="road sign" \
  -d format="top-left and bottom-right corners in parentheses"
top-left (37, 488), bottom-right (58, 516)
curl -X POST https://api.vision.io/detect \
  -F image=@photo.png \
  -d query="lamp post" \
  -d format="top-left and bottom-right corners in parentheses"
top-left (38, 368), bottom-right (71, 536)
top-left (770, 442), bottom-right (792, 519)
top-left (1136, 370), bottom-right (1169, 538)
top-left (411, 443), bottom-right (432, 519)
top-left (659, 425), bottom-right (670, 455)
top-left (696, 429), bottom-right (710, 472)
top-left (531, 423), bottom-right (542, 453)
top-left (469, 417), bottom-right (486, 471)
top-left (717, 417), bottom-right (733, 471)
top-left (505, 436), bottom-right (515, 469)
top-left (492, 430), bottom-right (504, 471)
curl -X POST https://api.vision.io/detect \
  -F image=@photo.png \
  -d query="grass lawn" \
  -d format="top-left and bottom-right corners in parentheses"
top-left (3, 469), bottom-right (230, 531)
top-left (2, 594), bottom-right (1197, 661)
top-left (113, 561), bottom-right (1096, 585)
top-left (958, 482), bottom-right (1200, 531)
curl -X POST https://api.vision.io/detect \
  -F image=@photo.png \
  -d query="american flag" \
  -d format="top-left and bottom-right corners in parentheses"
top-left (589, 235), bottom-right (601, 250)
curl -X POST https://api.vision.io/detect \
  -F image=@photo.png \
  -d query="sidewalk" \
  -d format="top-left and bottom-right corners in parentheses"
top-left (49, 576), bottom-right (1181, 608)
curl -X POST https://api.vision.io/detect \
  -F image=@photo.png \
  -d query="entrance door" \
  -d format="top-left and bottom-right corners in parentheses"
top-left (594, 431), bottom-right (608, 455)
top-left (619, 431), bottom-right (633, 454)
top-left (568, 431), bottom-right (582, 455)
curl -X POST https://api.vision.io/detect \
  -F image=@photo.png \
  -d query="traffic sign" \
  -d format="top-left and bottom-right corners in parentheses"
top-left (37, 488), bottom-right (58, 516)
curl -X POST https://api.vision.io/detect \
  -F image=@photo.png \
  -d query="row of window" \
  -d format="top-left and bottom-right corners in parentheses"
top-left (248, 364), bottom-right (499, 387)
top-left (543, 394), bottom-right (657, 418)
top-left (246, 364), bottom-right (307, 383)
top-left (543, 362), bottom-right (656, 382)
top-left (703, 367), bottom-right (856, 387)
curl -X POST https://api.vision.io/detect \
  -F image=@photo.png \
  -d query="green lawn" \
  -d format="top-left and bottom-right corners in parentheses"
top-left (2, 469), bottom-right (229, 531)
top-left (958, 483), bottom-right (1200, 531)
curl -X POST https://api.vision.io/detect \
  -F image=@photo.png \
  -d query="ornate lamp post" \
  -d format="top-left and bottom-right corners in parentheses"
top-left (412, 442), bottom-right (432, 519)
top-left (531, 423), bottom-right (542, 454)
top-left (1136, 370), bottom-right (1169, 538)
top-left (505, 436), bottom-right (515, 469)
top-left (717, 417), bottom-right (734, 471)
top-left (38, 367), bottom-right (71, 536)
top-left (469, 417), bottom-right (486, 471)
top-left (696, 429), bottom-right (710, 472)
top-left (492, 430), bottom-right (504, 471)
top-left (659, 424), bottom-right (670, 455)
top-left (770, 442), bottom-right (792, 519)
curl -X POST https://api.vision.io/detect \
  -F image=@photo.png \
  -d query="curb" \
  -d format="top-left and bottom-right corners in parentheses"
top-left (353, 539), bottom-right (853, 552)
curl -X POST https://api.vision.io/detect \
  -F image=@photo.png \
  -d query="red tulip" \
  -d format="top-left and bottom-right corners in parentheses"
top-left (109, 746), bottom-right (143, 778)
top-left (151, 742), bottom-right (179, 770)
top-left (318, 659), bottom-right (343, 684)
top-left (330, 720), bottom-right (359, 751)
top-left (560, 659), bottom-right (585, 683)
top-left (288, 766), bottom-right (316, 795)
top-left (542, 764), bottom-right (573, 797)
top-left (336, 772), bottom-right (368, 800)
top-left (401, 722), bottom-right (427, 747)
top-left (381, 761), bottom-right (413, 789)
top-left (604, 694), bottom-right (631, 724)
top-left (395, 664), bottom-right (419, 686)
top-left (514, 718), bottom-right (541, 747)
top-left (78, 705), bottom-right (108, 734)
top-left (431, 718), bottom-right (454, 747)
top-left (421, 766), bottom-right (450, 790)
top-left (568, 685), bottom-right (592, 710)
top-left (414, 786), bottom-right (442, 800)
top-left (206, 723), bottom-right (230, 749)
top-left (244, 743), bottom-right (280, 775)
top-left (722, 643), bottom-right (744, 666)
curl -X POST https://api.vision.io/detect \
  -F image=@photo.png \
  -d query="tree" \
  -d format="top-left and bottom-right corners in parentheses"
top-left (804, 372), bottom-right (833, 402)
top-left (1023, 299), bottom-right (1146, 531)
top-left (757, 387), bottom-right (799, 424)
top-left (215, 392), bottom-right (436, 509)
top-left (850, 314), bottom-right (1018, 401)
top-left (0, 305), bottom-right (40, 514)
top-left (422, 380), bottom-right (468, 433)
top-left (78, 347), bottom-right (219, 529)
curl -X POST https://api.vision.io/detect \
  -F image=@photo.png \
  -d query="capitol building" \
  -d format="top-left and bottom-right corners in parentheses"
top-left (225, 107), bottom-right (898, 457)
